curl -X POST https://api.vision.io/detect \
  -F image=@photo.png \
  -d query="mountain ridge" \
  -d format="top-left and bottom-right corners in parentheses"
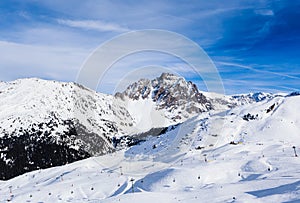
top-left (0, 88), bottom-right (299, 202)
top-left (0, 73), bottom-right (286, 180)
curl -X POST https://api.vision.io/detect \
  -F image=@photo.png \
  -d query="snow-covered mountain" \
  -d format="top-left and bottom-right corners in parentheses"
top-left (0, 88), bottom-right (299, 202)
top-left (0, 78), bottom-right (136, 179)
top-left (115, 73), bottom-right (273, 124)
top-left (0, 73), bottom-right (279, 181)
top-left (116, 73), bottom-right (212, 115)
top-left (231, 92), bottom-right (274, 104)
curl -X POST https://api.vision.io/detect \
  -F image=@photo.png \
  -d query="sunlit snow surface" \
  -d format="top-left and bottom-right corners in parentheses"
top-left (1, 94), bottom-right (300, 203)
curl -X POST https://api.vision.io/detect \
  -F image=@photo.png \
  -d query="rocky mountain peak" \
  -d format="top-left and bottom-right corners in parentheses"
top-left (115, 73), bottom-right (212, 115)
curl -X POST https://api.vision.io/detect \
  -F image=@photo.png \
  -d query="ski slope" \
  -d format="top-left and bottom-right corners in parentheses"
top-left (0, 94), bottom-right (299, 202)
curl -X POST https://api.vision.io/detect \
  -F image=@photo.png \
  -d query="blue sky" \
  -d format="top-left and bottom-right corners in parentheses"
top-left (0, 0), bottom-right (299, 94)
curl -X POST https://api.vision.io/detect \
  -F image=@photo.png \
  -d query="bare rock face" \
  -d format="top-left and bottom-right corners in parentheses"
top-left (115, 73), bottom-right (212, 115)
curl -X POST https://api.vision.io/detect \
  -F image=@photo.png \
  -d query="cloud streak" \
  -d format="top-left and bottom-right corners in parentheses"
top-left (0, 40), bottom-right (88, 82)
top-left (0, 0), bottom-right (299, 94)
top-left (57, 19), bottom-right (130, 32)
top-left (216, 61), bottom-right (300, 80)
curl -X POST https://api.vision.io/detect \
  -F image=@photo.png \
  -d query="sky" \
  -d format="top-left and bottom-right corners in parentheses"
top-left (0, 0), bottom-right (299, 95)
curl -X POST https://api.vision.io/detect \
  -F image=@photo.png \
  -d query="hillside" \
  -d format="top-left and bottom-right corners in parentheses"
top-left (0, 74), bottom-right (245, 180)
top-left (0, 86), bottom-right (299, 202)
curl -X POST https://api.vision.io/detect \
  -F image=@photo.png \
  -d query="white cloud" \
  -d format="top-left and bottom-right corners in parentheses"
top-left (216, 61), bottom-right (300, 80)
top-left (57, 19), bottom-right (130, 32)
top-left (255, 9), bottom-right (274, 16)
top-left (0, 41), bottom-right (88, 82)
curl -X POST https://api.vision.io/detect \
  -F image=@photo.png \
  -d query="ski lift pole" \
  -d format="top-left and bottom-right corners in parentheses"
top-left (293, 146), bottom-right (298, 157)
top-left (130, 178), bottom-right (135, 193)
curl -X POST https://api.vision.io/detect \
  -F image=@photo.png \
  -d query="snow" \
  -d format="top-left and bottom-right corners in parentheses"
top-left (1, 93), bottom-right (300, 202)
top-left (0, 78), bottom-right (134, 142)
top-left (121, 97), bottom-right (173, 134)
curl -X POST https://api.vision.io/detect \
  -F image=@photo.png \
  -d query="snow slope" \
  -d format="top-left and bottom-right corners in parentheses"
top-left (0, 78), bottom-right (139, 180)
top-left (0, 74), bottom-right (244, 180)
top-left (0, 78), bottom-right (133, 138)
top-left (1, 93), bottom-right (299, 202)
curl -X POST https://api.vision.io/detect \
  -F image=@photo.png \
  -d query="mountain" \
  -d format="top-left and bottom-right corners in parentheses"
top-left (0, 91), bottom-right (299, 202)
top-left (115, 73), bottom-right (244, 123)
top-left (231, 92), bottom-right (274, 104)
top-left (0, 74), bottom-right (275, 180)
top-left (0, 78), bottom-right (134, 180)
top-left (115, 73), bottom-right (212, 115)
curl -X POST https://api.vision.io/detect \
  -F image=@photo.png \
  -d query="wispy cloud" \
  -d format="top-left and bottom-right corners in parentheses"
top-left (0, 40), bottom-right (88, 82)
top-left (255, 9), bottom-right (274, 16)
top-left (216, 61), bottom-right (300, 80)
top-left (57, 19), bottom-right (130, 32)
top-left (0, 0), bottom-right (299, 94)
